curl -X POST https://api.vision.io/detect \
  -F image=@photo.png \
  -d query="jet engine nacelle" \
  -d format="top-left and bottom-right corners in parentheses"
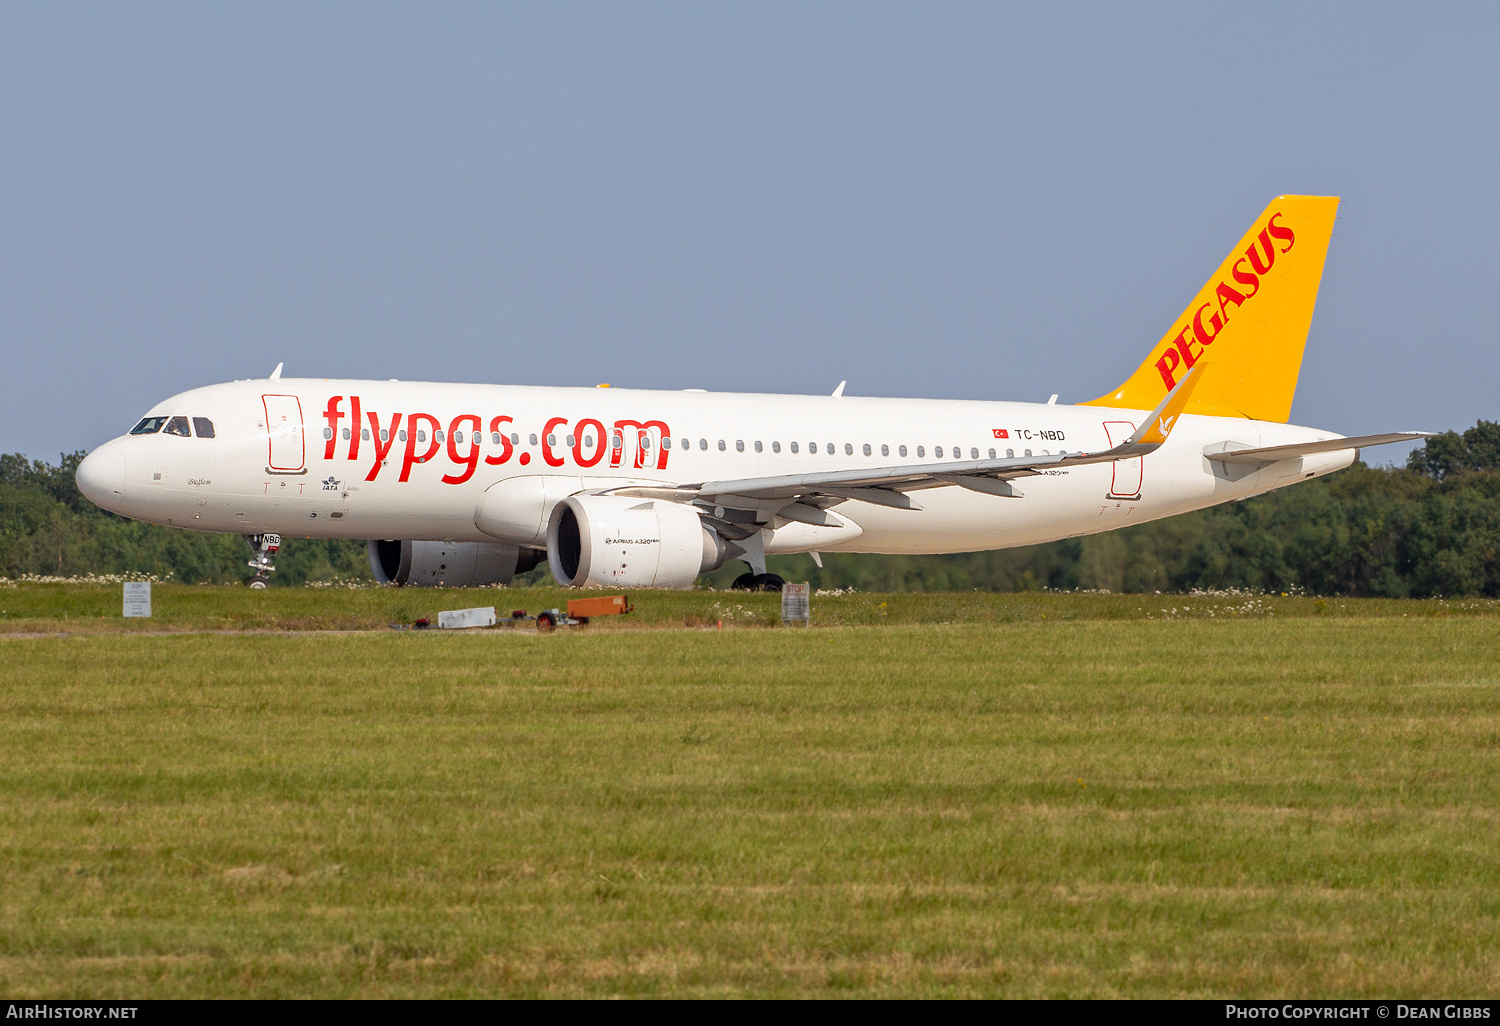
top-left (367, 539), bottom-right (544, 587)
top-left (546, 494), bottom-right (726, 589)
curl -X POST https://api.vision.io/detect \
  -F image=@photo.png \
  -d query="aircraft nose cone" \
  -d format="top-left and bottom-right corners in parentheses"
top-left (76, 443), bottom-right (126, 507)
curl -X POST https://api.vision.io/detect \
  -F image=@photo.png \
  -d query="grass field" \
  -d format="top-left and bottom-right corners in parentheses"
top-left (2, 581), bottom-right (1497, 633)
top-left (1, 585), bottom-right (1498, 997)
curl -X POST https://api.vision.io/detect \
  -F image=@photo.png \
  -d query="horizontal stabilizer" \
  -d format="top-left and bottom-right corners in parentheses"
top-left (1205, 431), bottom-right (1432, 466)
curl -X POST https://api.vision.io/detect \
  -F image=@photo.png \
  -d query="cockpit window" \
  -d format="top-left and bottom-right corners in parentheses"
top-left (130, 416), bottom-right (168, 435)
top-left (192, 417), bottom-right (215, 439)
top-left (163, 416), bottom-right (191, 437)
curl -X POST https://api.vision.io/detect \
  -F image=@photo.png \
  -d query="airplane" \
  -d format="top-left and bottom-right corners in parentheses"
top-left (75, 195), bottom-right (1427, 591)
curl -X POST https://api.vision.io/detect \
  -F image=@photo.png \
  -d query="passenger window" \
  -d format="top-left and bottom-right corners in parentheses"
top-left (935, 446), bottom-right (943, 458)
top-left (844, 443), bottom-right (853, 455)
top-left (1025, 449), bottom-right (1032, 457)
top-left (826, 443), bottom-right (834, 455)
top-left (661, 436), bottom-right (671, 448)
top-left (164, 416), bottom-right (191, 437)
top-left (754, 441), bottom-right (763, 453)
top-left (380, 429), bottom-right (389, 442)
top-left (565, 434), bottom-right (575, 447)
top-left (899, 445), bottom-right (907, 457)
top-left (511, 433), bottom-right (520, 445)
top-left (454, 431), bottom-right (464, 444)
top-left (772, 441), bottom-right (781, 453)
top-left (194, 417), bottom-right (216, 439)
top-left (988, 448), bottom-right (995, 459)
top-left (322, 427), bottom-right (333, 440)
top-left (971, 448), bottom-right (979, 459)
top-left (418, 430), bottom-right (428, 443)
top-left (735, 440), bottom-right (744, 452)
top-left (642, 436), bottom-right (652, 450)
top-left (529, 434), bottom-right (538, 446)
top-left (129, 416), bottom-right (168, 435)
top-left (699, 438), bottom-right (708, 450)
top-left (681, 437), bottom-right (689, 450)
top-left (790, 442), bottom-right (799, 454)
top-left (362, 429), bottom-right (370, 441)
top-left (717, 439), bottom-right (726, 451)
top-left (491, 432), bottom-right (501, 444)
top-left (436, 431), bottom-right (445, 444)
top-left (881, 444), bottom-right (889, 456)
top-left (863, 444), bottom-right (871, 456)
top-left (341, 427), bottom-right (350, 441)
top-left (399, 430), bottom-right (408, 442)
top-left (917, 446), bottom-right (925, 457)
top-left (545, 433), bottom-right (554, 446)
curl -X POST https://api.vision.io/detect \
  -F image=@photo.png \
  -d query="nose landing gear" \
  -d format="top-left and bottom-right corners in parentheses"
top-left (245, 533), bottom-right (281, 588)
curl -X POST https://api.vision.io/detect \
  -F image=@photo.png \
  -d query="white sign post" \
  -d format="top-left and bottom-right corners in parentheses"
top-left (437, 606), bottom-right (497, 629)
top-left (123, 581), bottom-right (152, 618)
top-left (780, 582), bottom-right (810, 626)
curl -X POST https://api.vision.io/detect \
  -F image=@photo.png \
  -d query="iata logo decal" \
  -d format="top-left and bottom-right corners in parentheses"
top-left (1154, 212), bottom-right (1296, 390)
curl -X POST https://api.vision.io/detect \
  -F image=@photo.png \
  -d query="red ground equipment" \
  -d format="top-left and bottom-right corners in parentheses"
top-left (564, 595), bottom-right (633, 623)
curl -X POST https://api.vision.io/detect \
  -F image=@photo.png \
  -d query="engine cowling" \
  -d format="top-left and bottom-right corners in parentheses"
top-left (367, 539), bottom-right (545, 587)
top-left (546, 495), bottom-right (725, 589)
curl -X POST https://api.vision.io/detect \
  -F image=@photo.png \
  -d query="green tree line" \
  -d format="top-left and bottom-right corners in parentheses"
top-left (4, 422), bottom-right (1498, 595)
top-left (0, 452), bottom-right (367, 585)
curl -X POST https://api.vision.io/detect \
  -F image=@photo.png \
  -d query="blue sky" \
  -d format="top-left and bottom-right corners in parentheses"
top-left (3, 3), bottom-right (1495, 466)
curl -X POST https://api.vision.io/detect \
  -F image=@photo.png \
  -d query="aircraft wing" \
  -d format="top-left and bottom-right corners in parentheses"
top-left (608, 365), bottom-right (1205, 514)
top-left (1204, 431), bottom-right (1432, 466)
top-left (608, 449), bottom-right (1107, 515)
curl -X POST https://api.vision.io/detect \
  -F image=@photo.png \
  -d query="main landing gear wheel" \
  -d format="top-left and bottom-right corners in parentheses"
top-left (754, 573), bottom-right (786, 593)
top-left (247, 578), bottom-right (269, 590)
top-left (733, 573), bottom-right (785, 592)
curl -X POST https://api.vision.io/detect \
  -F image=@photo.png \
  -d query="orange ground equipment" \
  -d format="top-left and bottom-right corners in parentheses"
top-left (564, 595), bottom-right (633, 623)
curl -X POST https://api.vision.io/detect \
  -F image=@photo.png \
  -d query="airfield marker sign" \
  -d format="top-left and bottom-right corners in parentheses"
top-left (437, 606), bottom-right (497, 629)
top-left (122, 582), bottom-right (151, 618)
top-left (781, 582), bottom-right (810, 625)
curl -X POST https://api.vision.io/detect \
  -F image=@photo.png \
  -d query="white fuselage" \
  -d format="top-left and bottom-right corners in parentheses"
top-left (77, 378), bottom-right (1354, 554)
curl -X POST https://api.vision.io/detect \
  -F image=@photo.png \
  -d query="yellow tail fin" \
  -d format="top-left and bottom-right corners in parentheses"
top-left (1082, 195), bottom-right (1339, 423)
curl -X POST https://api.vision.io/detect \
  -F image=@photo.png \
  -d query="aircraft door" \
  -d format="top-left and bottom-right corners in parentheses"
top-left (1102, 421), bottom-right (1142, 500)
top-left (262, 395), bottom-right (307, 474)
